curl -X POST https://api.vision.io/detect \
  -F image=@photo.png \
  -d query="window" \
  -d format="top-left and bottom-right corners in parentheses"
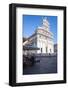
top-left (50, 49), bottom-right (51, 53)
top-left (39, 35), bottom-right (41, 38)
top-left (46, 47), bottom-right (48, 53)
top-left (41, 48), bottom-right (42, 53)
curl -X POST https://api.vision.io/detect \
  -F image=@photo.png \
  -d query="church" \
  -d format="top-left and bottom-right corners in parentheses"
top-left (23, 17), bottom-right (54, 54)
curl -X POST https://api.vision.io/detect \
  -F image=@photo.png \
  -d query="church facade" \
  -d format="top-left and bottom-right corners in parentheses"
top-left (24, 17), bottom-right (54, 54)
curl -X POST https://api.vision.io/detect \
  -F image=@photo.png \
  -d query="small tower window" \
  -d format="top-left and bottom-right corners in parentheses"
top-left (39, 35), bottom-right (41, 38)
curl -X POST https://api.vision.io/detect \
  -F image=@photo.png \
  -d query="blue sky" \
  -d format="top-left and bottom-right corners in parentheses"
top-left (22, 15), bottom-right (57, 44)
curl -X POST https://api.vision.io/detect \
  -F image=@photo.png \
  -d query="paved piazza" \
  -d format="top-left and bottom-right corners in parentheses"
top-left (23, 55), bottom-right (57, 75)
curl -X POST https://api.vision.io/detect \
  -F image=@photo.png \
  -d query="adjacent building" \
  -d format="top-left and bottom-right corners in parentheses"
top-left (54, 44), bottom-right (57, 54)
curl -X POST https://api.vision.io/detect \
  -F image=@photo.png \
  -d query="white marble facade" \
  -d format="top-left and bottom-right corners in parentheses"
top-left (28, 17), bottom-right (54, 54)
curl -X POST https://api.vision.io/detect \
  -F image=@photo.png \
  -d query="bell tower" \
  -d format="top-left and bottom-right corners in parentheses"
top-left (42, 17), bottom-right (50, 31)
